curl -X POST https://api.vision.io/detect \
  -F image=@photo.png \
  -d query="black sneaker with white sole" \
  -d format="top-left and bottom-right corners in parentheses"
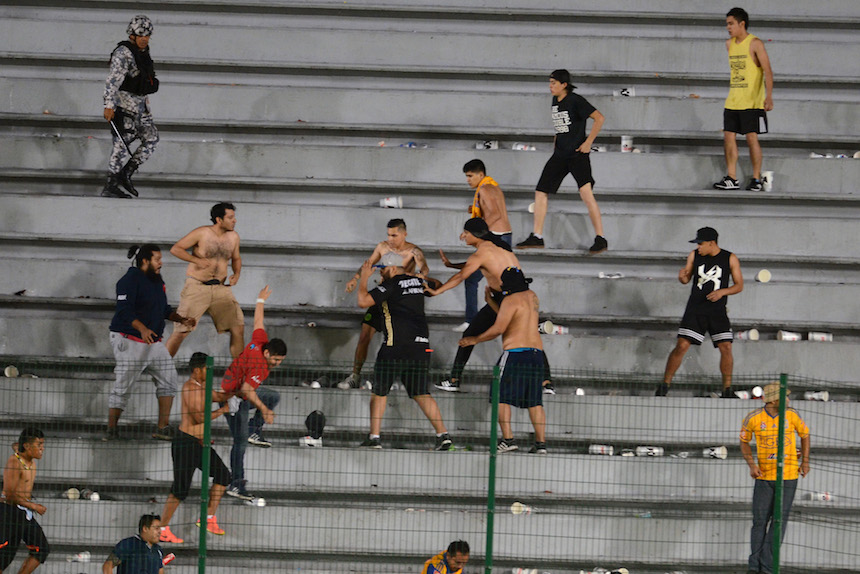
top-left (529, 442), bottom-right (548, 454)
top-left (713, 176), bottom-right (740, 190)
top-left (248, 433), bottom-right (272, 448)
top-left (434, 434), bottom-right (453, 451)
top-left (435, 379), bottom-right (460, 392)
top-left (360, 436), bottom-right (382, 449)
top-left (746, 178), bottom-right (763, 191)
top-left (543, 382), bottom-right (556, 395)
top-left (497, 438), bottom-right (518, 453)
top-left (655, 383), bottom-right (669, 397)
top-left (516, 233), bottom-right (545, 249)
top-left (226, 481), bottom-right (254, 501)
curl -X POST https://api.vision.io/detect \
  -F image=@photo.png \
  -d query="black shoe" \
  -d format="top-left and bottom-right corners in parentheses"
top-left (360, 436), bottom-right (382, 449)
top-left (529, 442), bottom-right (547, 454)
top-left (746, 178), bottom-right (763, 192)
top-left (434, 434), bottom-right (453, 451)
top-left (101, 174), bottom-right (131, 198)
top-left (588, 235), bottom-right (608, 254)
top-left (713, 175), bottom-right (740, 190)
top-left (721, 387), bottom-right (738, 398)
top-left (152, 425), bottom-right (176, 441)
top-left (103, 427), bottom-right (121, 441)
top-left (655, 383), bottom-right (669, 397)
top-left (434, 379), bottom-right (460, 392)
top-left (516, 233), bottom-right (544, 249)
top-left (543, 382), bottom-right (556, 395)
top-left (497, 438), bottom-right (518, 453)
top-left (226, 481), bottom-right (254, 501)
top-left (117, 160), bottom-right (139, 197)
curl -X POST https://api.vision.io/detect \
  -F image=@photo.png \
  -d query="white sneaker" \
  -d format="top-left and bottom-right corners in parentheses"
top-left (299, 436), bottom-right (322, 447)
top-left (337, 374), bottom-right (356, 390)
top-left (452, 322), bottom-right (470, 333)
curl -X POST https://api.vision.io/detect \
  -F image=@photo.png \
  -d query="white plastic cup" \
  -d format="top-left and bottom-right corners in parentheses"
top-left (755, 269), bottom-right (772, 283)
top-left (621, 135), bottom-right (634, 152)
top-left (752, 385), bottom-right (763, 398)
top-left (539, 320), bottom-right (554, 334)
top-left (808, 332), bottom-right (833, 342)
top-left (476, 140), bottom-right (499, 150)
top-left (703, 446), bottom-right (728, 459)
top-left (64, 487), bottom-right (80, 500)
top-left (635, 446), bottom-right (664, 457)
top-left (762, 171), bottom-right (774, 192)
top-left (589, 444), bottom-right (614, 456)
top-left (777, 330), bottom-right (801, 341)
top-left (734, 390), bottom-right (751, 399)
top-left (67, 551), bottom-right (90, 563)
top-left (379, 196), bottom-right (403, 208)
top-left (735, 329), bottom-right (759, 341)
top-left (510, 502), bottom-right (532, 515)
top-left (4, 365), bottom-right (19, 378)
top-left (807, 492), bottom-right (833, 501)
top-left (528, 202), bottom-right (535, 213)
top-left (804, 391), bottom-right (830, 402)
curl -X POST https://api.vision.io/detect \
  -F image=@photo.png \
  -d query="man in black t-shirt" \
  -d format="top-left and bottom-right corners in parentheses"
top-left (356, 252), bottom-right (453, 450)
top-left (657, 227), bottom-right (744, 398)
top-left (517, 69), bottom-right (608, 254)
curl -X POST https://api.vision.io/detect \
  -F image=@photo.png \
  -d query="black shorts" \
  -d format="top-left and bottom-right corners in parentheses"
top-left (723, 108), bottom-right (768, 135)
top-left (495, 349), bottom-right (545, 409)
top-left (170, 431), bottom-right (232, 501)
top-left (373, 345), bottom-right (431, 398)
top-left (678, 309), bottom-right (733, 347)
top-left (0, 503), bottom-right (50, 570)
top-left (536, 152), bottom-right (595, 194)
top-left (361, 305), bottom-right (384, 332)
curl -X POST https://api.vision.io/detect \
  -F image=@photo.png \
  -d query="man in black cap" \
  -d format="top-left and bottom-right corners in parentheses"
top-left (657, 227), bottom-right (744, 397)
top-left (355, 252), bottom-right (452, 450)
top-left (459, 267), bottom-right (547, 454)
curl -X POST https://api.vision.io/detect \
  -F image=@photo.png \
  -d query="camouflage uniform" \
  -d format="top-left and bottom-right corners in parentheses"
top-left (103, 44), bottom-right (159, 175)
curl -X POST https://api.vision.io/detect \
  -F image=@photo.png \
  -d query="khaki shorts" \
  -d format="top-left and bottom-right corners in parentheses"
top-left (174, 278), bottom-right (244, 333)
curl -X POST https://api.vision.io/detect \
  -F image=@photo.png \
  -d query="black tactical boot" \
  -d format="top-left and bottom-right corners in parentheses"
top-left (117, 160), bottom-right (139, 197)
top-left (101, 173), bottom-right (130, 198)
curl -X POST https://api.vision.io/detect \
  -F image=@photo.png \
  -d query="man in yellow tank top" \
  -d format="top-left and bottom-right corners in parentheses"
top-left (713, 7), bottom-right (774, 192)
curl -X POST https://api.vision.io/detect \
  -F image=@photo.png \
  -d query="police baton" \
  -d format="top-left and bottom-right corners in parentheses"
top-left (109, 119), bottom-right (134, 156)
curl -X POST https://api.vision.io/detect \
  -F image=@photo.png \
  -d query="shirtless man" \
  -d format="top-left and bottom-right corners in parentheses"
top-left (165, 202), bottom-right (244, 358)
top-left (159, 353), bottom-right (232, 544)
top-left (1, 427), bottom-right (49, 574)
top-left (339, 218), bottom-right (432, 389)
top-left (427, 218), bottom-right (519, 393)
top-left (456, 159), bottom-right (512, 331)
top-left (459, 267), bottom-right (547, 454)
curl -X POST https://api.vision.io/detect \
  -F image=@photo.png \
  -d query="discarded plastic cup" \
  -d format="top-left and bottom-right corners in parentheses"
top-left (777, 330), bottom-right (801, 341)
top-left (804, 391), bottom-right (830, 402)
top-left (752, 386), bottom-right (763, 398)
top-left (589, 444), bottom-right (614, 456)
top-left (761, 171), bottom-right (774, 192)
top-left (477, 140), bottom-right (499, 150)
top-left (512, 569), bottom-right (537, 574)
top-left (64, 487), bottom-right (80, 500)
top-left (755, 269), bottom-right (772, 283)
top-left (734, 390), bottom-right (751, 399)
top-left (512, 143), bottom-right (536, 151)
top-left (528, 202), bottom-right (535, 213)
top-left (379, 196), bottom-right (403, 208)
top-left (510, 502), bottom-right (532, 515)
top-left (67, 551), bottom-right (90, 563)
top-left (4, 365), bottom-right (19, 378)
top-left (635, 446), bottom-right (664, 457)
top-left (808, 332), bottom-right (833, 342)
top-left (735, 329), bottom-right (759, 341)
top-left (621, 135), bottom-right (634, 152)
top-left (598, 271), bottom-right (625, 279)
top-left (807, 491), bottom-right (833, 501)
top-left (703, 446), bottom-right (728, 459)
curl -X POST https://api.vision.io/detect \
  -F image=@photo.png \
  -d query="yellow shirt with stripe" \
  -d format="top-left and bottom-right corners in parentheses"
top-left (725, 34), bottom-right (765, 110)
top-left (422, 552), bottom-right (462, 574)
top-left (740, 407), bottom-right (809, 481)
top-left (470, 176), bottom-right (499, 218)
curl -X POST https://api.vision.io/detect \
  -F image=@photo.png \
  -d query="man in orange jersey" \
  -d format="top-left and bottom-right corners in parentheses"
top-left (422, 541), bottom-right (469, 574)
top-left (739, 382), bottom-right (810, 574)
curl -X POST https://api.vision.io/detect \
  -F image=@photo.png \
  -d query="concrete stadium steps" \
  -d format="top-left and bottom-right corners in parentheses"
top-left (3, 77), bottom-right (858, 142)
top-left (6, 497), bottom-right (857, 571)
top-left (2, 258), bottom-right (858, 326)
top-left (2, 137), bottom-right (857, 195)
top-left (2, 312), bottom-right (858, 382)
top-left (1, 12), bottom-right (857, 81)
top-left (2, 379), bottom-right (857, 448)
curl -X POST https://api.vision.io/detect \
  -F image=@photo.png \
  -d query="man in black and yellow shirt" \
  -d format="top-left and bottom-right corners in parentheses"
top-left (356, 252), bottom-right (452, 450)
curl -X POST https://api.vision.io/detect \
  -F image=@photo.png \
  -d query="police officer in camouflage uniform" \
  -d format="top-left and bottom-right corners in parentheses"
top-left (101, 15), bottom-right (160, 198)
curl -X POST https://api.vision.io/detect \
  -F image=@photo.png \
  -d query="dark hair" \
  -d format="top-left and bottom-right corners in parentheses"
top-left (447, 540), bottom-right (470, 555)
top-left (127, 244), bottom-right (160, 268)
top-left (210, 202), bottom-right (236, 224)
top-left (189, 352), bottom-right (209, 371)
top-left (264, 338), bottom-right (287, 357)
top-left (18, 427), bottom-right (44, 453)
top-left (386, 218), bottom-right (406, 231)
top-left (138, 514), bottom-right (161, 533)
top-left (727, 7), bottom-right (749, 29)
top-left (463, 159), bottom-right (486, 175)
top-left (549, 69), bottom-right (575, 93)
top-left (463, 217), bottom-right (490, 239)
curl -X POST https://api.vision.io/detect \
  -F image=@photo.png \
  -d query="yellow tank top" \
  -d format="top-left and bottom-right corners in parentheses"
top-left (725, 34), bottom-right (765, 110)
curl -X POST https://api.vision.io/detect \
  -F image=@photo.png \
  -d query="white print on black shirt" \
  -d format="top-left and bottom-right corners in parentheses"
top-left (697, 264), bottom-right (723, 291)
top-left (552, 105), bottom-right (571, 134)
top-left (398, 277), bottom-right (424, 295)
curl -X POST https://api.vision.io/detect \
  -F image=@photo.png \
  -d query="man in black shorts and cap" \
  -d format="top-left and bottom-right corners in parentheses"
top-left (355, 252), bottom-right (452, 450)
top-left (459, 267), bottom-right (548, 454)
top-left (657, 227), bottom-right (744, 398)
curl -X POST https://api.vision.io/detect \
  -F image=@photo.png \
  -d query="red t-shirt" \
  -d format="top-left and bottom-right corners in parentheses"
top-left (221, 329), bottom-right (270, 394)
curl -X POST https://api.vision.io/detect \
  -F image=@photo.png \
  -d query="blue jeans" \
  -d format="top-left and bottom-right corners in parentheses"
top-left (749, 479), bottom-right (797, 574)
top-left (464, 232), bottom-right (512, 322)
top-left (225, 386), bottom-right (280, 487)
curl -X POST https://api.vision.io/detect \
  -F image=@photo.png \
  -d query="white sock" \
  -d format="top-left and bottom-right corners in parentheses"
top-left (370, 434), bottom-right (380, 440)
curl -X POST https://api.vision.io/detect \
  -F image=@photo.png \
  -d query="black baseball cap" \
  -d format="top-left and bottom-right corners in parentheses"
top-left (550, 69), bottom-right (576, 90)
top-left (689, 227), bottom-right (719, 243)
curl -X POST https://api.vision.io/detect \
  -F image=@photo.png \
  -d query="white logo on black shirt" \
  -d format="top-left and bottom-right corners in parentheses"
top-left (697, 264), bottom-right (723, 291)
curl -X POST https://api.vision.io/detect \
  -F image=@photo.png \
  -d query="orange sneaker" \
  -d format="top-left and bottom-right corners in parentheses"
top-left (196, 516), bottom-right (225, 535)
top-left (160, 526), bottom-right (184, 544)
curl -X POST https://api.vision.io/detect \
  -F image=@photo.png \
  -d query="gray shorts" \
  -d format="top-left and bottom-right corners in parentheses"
top-left (108, 331), bottom-right (178, 410)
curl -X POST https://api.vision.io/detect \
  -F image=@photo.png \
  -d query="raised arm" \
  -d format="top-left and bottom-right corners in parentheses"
top-left (253, 285), bottom-right (272, 331)
top-left (346, 243), bottom-right (384, 293)
top-left (356, 260), bottom-right (377, 308)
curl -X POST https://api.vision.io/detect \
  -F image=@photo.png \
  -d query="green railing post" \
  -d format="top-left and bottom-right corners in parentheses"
top-left (485, 366), bottom-right (501, 574)
top-left (771, 373), bottom-right (788, 574)
top-left (198, 356), bottom-right (214, 574)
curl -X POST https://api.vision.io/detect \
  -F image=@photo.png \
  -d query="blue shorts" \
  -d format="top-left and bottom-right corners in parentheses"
top-left (495, 348), bottom-right (545, 409)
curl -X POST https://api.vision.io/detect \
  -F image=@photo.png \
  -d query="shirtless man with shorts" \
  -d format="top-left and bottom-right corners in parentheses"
top-left (459, 267), bottom-right (547, 454)
top-left (166, 202), bottom-right (244, 358)
top-left (1, 427), bottom-right (49, 574)
top-left (339, 218), bottom-right (432, 389)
